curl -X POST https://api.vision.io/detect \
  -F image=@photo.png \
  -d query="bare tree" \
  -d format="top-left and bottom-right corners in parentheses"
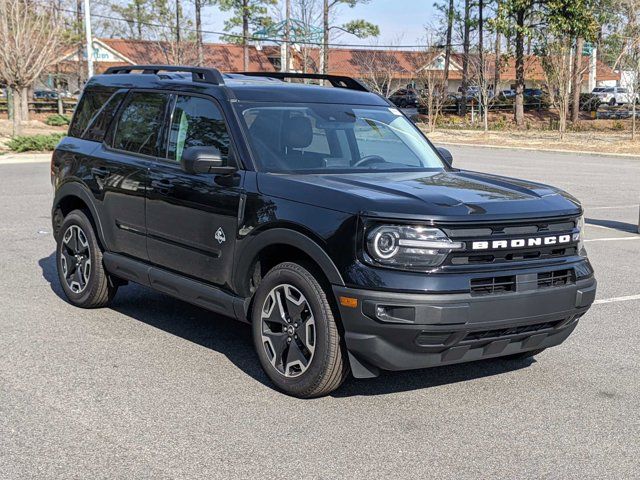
top-left (468, 49), bottom-right (496, 132)
top-left (614, 0), bottom-right (640, 140)
top-left (0, 0), bottom-right (66, 134)
top-left (410, 35), bottom-right (448, 133)
top-left (351, 45), bottom-right (406, 97)
top-left (540, 35), bottom-right (574, 139)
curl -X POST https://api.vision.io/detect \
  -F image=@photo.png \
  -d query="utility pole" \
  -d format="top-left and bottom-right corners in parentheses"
top-left (322, 0), bottom-right (329, 75)
top-left (84, 0), bottom-right (94, 78)
top-left (176, 0), bottom-right (181, 52)
top-left (283, 0), bottom-right (290, 72)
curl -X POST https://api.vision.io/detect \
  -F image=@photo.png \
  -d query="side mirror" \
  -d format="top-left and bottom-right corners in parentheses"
top-left (180, 146), bottom-right (236, 175)
top-left (437, 147), bottom-right (453, 166)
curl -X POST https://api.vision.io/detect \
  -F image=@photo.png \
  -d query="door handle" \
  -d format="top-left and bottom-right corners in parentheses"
top-left (151, 179), bottom-right (172, 194)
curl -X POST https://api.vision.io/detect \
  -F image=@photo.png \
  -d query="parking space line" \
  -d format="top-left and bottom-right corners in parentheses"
top-left (585, 237), bottom-right (639, 242)
top-left (586, 205), bottom-right (639, 210)
top-left (594, 294), bottom-right (640, 305)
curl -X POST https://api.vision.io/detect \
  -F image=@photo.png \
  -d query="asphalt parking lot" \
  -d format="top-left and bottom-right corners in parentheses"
top-left (1, 147), bottom-right (638, 479)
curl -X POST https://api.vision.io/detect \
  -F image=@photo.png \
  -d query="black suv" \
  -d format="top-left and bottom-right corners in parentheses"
top-left (51, 66), bottom-right (596, 398)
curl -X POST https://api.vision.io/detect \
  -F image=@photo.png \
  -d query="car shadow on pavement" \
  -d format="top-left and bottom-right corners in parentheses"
top-left (39, 252), bottom-right (535, 397)
top-left (586, 217), bottom-right (638, 234)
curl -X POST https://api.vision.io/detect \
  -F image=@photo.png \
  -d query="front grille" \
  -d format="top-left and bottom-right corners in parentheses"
top-left (470, 275), bottom-right (516, 295)
top-left (462, 319), bottom-right (564, 342)
top-left (470, 268), bottom-right (575, 296)
top-left (538, 269), bottom-right (574, 288)
top-left (440, 217), bottom-right (579, 266)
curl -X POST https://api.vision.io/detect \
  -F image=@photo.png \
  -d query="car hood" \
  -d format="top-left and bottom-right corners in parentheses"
top-left (257, 170), bottom-right (582, 221)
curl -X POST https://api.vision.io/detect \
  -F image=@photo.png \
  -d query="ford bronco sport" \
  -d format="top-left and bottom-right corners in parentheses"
top-left (51, 65), bottom-right (597, 397)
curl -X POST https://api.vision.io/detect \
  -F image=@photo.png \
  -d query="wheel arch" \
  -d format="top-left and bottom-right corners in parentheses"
top-left (52, 183), bottom-right (105, 246)
top-left (234, 228), bottom-right (345, 300)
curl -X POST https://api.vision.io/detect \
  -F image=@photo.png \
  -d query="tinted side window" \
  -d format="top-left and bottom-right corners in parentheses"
top-left (68, 88), bottom-right (117, 138)
top-left (83, 90), bottom-right (127, 142)
top-left (166, 95), bottom-right (230, 163)
top-left (112, 92), bottom-right (168, 156)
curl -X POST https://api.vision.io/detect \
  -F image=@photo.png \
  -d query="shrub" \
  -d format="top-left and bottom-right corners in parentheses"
top-left (6, 133), bottom-right (65, 152)
top-left (44, 114), bottom-right (71, 126)
top-left (612, 121), bottom-right (625, 131)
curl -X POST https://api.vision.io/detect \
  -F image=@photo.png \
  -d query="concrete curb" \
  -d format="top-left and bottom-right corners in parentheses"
top-left (0, 153), bottom-right (51, 165)
top-left (434, 141), bottom-right (640, 159)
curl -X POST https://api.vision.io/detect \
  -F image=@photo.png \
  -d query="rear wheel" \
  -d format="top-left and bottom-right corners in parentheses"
top-left (56, 210), bottom-right (117, 308)
top-left (252, 262), bottom-right (349, 398)
top-left (609, 97), bottom-right (617, 106)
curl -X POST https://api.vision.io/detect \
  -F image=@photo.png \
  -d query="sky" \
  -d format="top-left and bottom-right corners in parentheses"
top-left (200, 0), bottom-right (438, 48)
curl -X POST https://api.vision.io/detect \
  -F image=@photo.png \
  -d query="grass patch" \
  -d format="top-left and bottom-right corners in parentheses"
top-left (44, 114), bottom-right (71, 126)
top-left (6, 133), bottom-right (65, 152)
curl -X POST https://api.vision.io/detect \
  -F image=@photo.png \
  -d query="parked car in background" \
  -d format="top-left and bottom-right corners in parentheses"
top-left (388, 88), bottom-right (420, 108)
top-left (33, 90), bottom-right (59, 100)
top-left (499, 89), bottom-right (516, 99)
top-left (592, 86), bottom-right (634, 106)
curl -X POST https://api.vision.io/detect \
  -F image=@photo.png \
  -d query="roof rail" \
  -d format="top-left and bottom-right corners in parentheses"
top-left (238, 72), bottom-right (370, 92)
top-left (104, 65), bottom-right (225, 85)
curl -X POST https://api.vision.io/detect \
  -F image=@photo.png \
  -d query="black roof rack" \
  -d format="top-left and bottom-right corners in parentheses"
top-left (104, 65), bottom-right (225, 85)
top-left (238, 72), bottom-right (370, 92)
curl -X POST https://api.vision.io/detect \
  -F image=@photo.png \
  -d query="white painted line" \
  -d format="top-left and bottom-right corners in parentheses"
top-left (585, 236), bottom-right (640, 242)
top-left (594, 294), bottom-right (640, 305)
top-left (587, 205), bottom-right (639, 210)
top-left (0, 156), bottom-right (50, 165)
top-left (587, 223), bottom-right (622, 231)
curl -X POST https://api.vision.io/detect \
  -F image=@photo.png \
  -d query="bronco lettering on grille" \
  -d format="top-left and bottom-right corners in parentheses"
top-left (471, 235), bottom-right (572, 250)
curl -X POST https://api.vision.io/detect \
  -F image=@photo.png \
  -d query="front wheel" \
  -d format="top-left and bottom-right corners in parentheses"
top-left (56, 209), bottom-right (117, 308)
top-left (252, 262), bottom-right (349, 398)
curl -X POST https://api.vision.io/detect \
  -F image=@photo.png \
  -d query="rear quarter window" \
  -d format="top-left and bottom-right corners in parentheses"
top-left (68, 88), bottom-right (118, 139)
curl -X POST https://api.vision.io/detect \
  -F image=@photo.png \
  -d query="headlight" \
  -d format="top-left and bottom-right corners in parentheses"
top-left (365, 225), bottom-right (464, 268)
top-left (574, 215), bottom-right (587, 256)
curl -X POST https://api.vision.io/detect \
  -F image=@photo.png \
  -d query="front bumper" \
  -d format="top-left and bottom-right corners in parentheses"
top-left (333, 276), bottom-right (596, 377)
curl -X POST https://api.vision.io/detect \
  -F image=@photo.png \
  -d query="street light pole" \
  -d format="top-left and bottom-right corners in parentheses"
top-left (83, 0), bottom-right (94, 78)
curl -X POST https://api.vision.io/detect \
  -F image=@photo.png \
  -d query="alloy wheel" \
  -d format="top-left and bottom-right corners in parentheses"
top-left (261, 284), bottom-right (316, 377)
top-left (60, 225), bottom-right (92, 294)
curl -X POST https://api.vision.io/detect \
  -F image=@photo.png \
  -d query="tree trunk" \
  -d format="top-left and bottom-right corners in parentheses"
top-left (21, 87), bottom-right (29, 123)
top-left (494, 0), bottom-right (501, 92)
top-left (461, 0), bottom-right (470, 116)
top-left (76, 0), bottom-right (83, 90)
top-left (514, 9), bottom-right (525, 127)
top-left (443, 0), bottom-right (454, 92)
top-left (12, 88), bottom-right (22, 135)
top-left (479, 0), bottom-right (486, 132)
top-left (571, 37), bottom-right (584, 123)
top-left (136, 0), bottom-right (143, 39)
top-left (195, 0), bottom-right (203, 66)
top-left (175, 0), bottom-right (181, 64)
top-left (322, 0), bottom-right (329, 75)
top-left (243, 0), bottom-right (249, 71)
top-left (283, 0), bottom-right (290, 72)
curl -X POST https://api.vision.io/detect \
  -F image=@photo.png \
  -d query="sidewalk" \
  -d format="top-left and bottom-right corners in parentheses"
top-left (423, 128), bottom-right (640, 157)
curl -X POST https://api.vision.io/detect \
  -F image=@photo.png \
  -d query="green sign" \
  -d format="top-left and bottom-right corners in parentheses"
top-left (582, 42), bottom-right (595, 55)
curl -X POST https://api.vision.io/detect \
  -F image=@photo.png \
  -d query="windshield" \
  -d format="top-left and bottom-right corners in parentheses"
top-left (236, 103), bottom-right (445, 173)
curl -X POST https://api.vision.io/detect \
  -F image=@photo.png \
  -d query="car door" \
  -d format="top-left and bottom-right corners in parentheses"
top-left (93, 90), bottom-right (171, 260)
top-left (145, 93), bottom-right (243, 288)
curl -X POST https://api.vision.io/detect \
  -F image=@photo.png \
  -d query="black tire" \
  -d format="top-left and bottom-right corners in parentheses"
top-left (609, 97), bottom-right (617, 106)
top-left (504, 348), bottom-right (546, 360)
top-left (251, 262), bottom-right (349, 398)
top-left (56, 209), bottom-right (117, 308)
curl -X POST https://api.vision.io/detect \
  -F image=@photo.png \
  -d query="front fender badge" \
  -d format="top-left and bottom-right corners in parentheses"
top-left (215, 227), bottom-right (226, 244)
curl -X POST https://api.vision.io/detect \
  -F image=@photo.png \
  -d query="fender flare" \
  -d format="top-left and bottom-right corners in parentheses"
top-left (235, 228), bottom-right (345, 292)
top-left (52, 182), bottom-right (106, 245)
